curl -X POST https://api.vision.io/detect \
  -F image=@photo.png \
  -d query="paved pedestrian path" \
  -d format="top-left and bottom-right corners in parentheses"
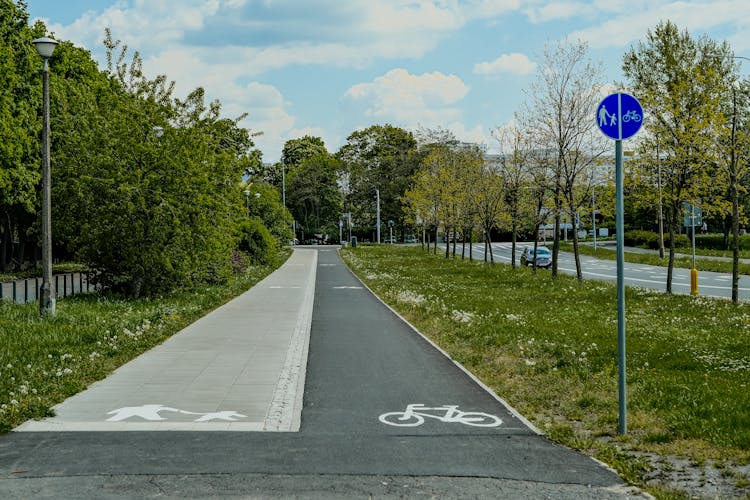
top-left (15, 248), bottom-right (317, 432)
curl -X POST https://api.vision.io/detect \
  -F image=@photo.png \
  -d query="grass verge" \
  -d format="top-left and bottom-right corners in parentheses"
top-left (0, 249), bottom-right (290, 432)
top-left (341, 245), bottom-right (750, 498)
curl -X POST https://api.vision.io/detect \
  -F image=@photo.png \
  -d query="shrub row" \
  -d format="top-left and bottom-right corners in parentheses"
top-left (624, 230), bottom-right (750, 251)
top-left (624, 230), bottom-right (689, 249)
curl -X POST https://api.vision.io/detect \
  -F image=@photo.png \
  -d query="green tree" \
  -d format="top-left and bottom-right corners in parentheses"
top-left (337, 125), bottom-right (419, 241)
top-left (281, 135), bottom-right (327, 170)
top-left (52, 32), bottom-right (255, 297)
top-left (717, 69), bottom-right (750, 302)
top-left (0, 2), bottom-right (45, 270)
top-left (241, 179), bottom-right (293, 247)
top-left (286, 153), bottom-right (342, 240)
top-left (524, 38), bottom-right (606, 283)
top-left (623, 21), bottom-right (732, 292)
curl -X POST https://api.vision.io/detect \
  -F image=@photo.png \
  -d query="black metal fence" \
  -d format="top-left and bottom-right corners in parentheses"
top-left (0, 273), bottom-right (94, 305)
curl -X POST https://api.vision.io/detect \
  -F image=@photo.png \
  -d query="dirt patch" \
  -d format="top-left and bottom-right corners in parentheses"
top-left (636, 451), bottom-right (750, 498)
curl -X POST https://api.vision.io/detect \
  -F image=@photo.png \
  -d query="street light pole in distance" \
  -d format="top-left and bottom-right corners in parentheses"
top-left (32, 36), bottom-right (58, 316)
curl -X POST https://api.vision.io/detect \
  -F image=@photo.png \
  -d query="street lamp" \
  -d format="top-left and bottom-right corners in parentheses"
top-left (375, 188), bottom-right (381, 243)
top-left (33, 36), bottom-right (58, 316)
top-left (243, 189), bottom-right (250, 213)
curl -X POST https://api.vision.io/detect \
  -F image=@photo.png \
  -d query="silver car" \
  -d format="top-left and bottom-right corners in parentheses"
top-left (520, 246), bottom-right (552, 269)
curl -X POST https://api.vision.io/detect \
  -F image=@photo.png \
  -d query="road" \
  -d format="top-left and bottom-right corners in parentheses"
top-left (0, 248), bottom-right (645, 499)
top-left (451, 241), bottom-right (750, 301)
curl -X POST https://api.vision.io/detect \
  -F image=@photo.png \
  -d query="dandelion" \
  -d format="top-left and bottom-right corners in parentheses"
top-left (6, 363), bottom-right (12, 369)
top-left (451, 310), bottom-right (474, 324)
top-left (10, 399), bottom-right (18, 405)
top-left (63, 368), bottom-right (72, 375)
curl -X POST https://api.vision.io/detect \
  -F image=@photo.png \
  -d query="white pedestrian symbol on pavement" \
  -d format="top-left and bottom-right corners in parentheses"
top-left (106, 404), bottom-right (247, 422)
top-left (180, 410), bottom-right (248, 422)
top-left (106, 404), bottom-right (181, 421)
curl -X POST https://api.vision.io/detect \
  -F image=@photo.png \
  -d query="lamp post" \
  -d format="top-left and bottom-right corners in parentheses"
top-left (243, 189), bottom-right (250, 213)
top-left (33, 36), bottom-right (58, 316)
top-left (375, 188), bottom-right (381, 243)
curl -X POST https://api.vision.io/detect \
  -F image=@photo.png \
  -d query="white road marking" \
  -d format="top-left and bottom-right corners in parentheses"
top-left (379, 404), bottom-right (502, 427)
top-left (106, 404), bottom-right (247, 422)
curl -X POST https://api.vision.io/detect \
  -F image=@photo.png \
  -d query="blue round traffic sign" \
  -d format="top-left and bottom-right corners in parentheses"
top-left (596, 92), bottom-right (643, 140)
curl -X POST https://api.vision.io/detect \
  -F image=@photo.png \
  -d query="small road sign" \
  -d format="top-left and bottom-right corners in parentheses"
top-left (683, 202), bottom-right (702, 227)
top-left (596, 92), bottom-right (643, 140)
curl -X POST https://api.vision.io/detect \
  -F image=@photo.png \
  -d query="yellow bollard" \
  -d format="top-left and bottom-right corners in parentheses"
top-left (691, 268), bottom-right (699, 295)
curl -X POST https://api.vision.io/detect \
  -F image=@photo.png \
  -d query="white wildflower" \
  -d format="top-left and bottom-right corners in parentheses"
top-left (451, 310), bottom-right (474, 324)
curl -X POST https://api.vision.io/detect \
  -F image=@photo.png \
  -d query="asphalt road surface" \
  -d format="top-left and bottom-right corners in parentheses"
top-left (0, 248), bottom-right (645, 499)
top-left (457, 241), bottom-right (750, 301)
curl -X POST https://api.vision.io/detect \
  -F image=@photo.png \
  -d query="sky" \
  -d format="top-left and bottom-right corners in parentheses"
top-left (24, 0), bottom-right (750, 163)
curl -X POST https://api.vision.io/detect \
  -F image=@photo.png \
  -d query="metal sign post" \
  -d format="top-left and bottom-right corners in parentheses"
top-left (596, 92), bottom-right (643, 435)
top-left (683, 202), bottom-right (702, 295)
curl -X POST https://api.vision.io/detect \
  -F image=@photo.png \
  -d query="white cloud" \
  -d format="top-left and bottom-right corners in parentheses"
top-left (474, 53), bottom-right (537, 76)
top-left (342, 68), bottom-right (489, 147)
top-left (344, 68), bottom-right (469, 124)
top-left (463, 0), bottom-right (523, 19)
top-left (524, 2), bottom-right (589, 24)
top-left (571, 0), bottom-right (750, 49)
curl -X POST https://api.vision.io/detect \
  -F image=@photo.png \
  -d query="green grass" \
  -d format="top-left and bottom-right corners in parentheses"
top-left (563, 241), bottom-right (750, 275)
top-left (341, 245), bottom-right (750, 495)
top-left (0, 250), bottom-right (290, 432)
top-left (0, 262), bottom-right (87, 283)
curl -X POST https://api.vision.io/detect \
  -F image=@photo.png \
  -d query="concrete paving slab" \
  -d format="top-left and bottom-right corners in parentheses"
top-left (15, 249), bottom-right (317, 432)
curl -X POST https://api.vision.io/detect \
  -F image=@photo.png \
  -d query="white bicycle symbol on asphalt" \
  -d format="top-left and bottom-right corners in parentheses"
top-left (379, 404), bottom-right (502, 427)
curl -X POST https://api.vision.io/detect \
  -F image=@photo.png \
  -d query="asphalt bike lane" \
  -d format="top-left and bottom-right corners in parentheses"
top-left (296, 248), bottom-right (637, 493)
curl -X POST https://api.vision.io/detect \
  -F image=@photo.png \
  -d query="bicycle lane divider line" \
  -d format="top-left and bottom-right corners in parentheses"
top-left (263, 249), bottom-right (317, 432)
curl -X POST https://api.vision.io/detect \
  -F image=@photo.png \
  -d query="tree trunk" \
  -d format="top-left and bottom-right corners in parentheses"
top-left (666, 207), bottom-right (676, 294)
top-left (468, 228), bottom-right (473, 262)
top-left (0, 214), bottom-right (8, 272)
top-left (551, 210), bottom-right (561, 278)
top-left (510, 221), bottom-right (517, 268)
top-left (570, 208), bottom-right (583, 283)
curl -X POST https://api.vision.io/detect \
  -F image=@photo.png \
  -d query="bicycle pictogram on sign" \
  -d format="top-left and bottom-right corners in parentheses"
top-left (596, 92), bottom-right (644, 140)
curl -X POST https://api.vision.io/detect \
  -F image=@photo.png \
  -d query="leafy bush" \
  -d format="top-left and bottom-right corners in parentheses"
top-left (624, 230), bottom-right (659, 249)
top-left (695, 234), bottom-right (750, 250)
top-left (625, 230), bottom-right (689, 249)
top-left (667, 233), bottom-right (690, 248)
top-left (238, 217), bottom-right (277, 265)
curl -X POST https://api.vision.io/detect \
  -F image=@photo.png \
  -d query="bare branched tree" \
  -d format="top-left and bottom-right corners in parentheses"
top-left (522, 38), bottom-right (607, 282)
